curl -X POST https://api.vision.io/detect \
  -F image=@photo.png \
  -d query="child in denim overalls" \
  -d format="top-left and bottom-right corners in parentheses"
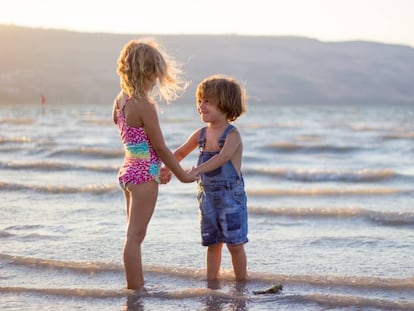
top-left (168, 74), bottom-right (248, 281)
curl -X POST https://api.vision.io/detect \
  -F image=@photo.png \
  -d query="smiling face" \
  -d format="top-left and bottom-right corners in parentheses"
top-left (195, 75), bottom-right (247, 123)
top-left (197, 97), bottom-right (225, 124)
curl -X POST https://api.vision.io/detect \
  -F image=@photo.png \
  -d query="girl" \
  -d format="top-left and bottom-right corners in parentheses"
top-left (112, 38), bottom-right (196, 290)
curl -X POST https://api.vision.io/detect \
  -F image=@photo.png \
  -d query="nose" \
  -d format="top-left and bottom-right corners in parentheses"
top-left (197, 105), bottom-right (203, 115)
top-left (199, 99), bottom-right (209, 109)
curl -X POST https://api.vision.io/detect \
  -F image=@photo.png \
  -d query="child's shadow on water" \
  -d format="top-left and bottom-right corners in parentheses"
top-left (122, 281), bottom-right (248, 311)
top-left (123, 292), bottom-right (144, 311)
top-left (202, 280), bottom-right (248, 311)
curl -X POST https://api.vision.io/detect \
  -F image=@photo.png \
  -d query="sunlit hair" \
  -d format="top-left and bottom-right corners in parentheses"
top-left (117, 38), bottom-right (188, 102)
top-left (196, 75), bottom-right (247, 121)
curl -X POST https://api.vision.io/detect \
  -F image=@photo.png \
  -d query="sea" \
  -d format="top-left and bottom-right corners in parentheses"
top-left (0, 100), bottom-right (413, 310)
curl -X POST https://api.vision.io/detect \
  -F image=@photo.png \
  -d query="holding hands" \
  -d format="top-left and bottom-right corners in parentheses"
top-left (160, 166), bottom-right (173, 184)
top-left (186, 166), bottom-right (199, 182)
top-left (160, 166), bottom-right (199, 184)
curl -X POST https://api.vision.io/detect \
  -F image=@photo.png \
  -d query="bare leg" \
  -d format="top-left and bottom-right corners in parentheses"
top-left (227, 244), bottom-right (247, 281)
top-left (206, 243), bottom-right (223, 280)
top-left (123, 189), bottom-right (131, 221)
top-left (123, 181), bottom-right (158, 290)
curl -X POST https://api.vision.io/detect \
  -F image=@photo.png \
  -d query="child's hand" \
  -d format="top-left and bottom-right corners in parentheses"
top-left (186, 166), bottom-right (199, 182)
top-left (160, 166), bottom-right (172, 184)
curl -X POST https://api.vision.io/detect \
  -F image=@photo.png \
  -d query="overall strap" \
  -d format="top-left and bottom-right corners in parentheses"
top-left (218, 125), bottom-right (236, 148)
top-left (198, 127), bottom-right (207, 150)
top-left (199, 125), bottom-right (236, 150)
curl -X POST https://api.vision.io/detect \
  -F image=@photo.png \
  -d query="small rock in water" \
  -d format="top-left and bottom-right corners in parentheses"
top-left (253, 284), bottom-right (283, 295)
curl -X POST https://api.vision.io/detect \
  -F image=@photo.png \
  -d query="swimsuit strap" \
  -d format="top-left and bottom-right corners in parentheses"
top-left (198, 125), bottom-right (236, 150)
top-left (116, 94), bottom-right (131, 112)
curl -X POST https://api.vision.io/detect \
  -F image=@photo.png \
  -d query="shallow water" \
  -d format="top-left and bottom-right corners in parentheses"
top-left (1, 101), bottom-right (413, 310)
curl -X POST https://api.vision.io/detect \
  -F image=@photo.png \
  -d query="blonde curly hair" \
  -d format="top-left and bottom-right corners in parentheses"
top-left (117, 38), bottom-right (188, 102)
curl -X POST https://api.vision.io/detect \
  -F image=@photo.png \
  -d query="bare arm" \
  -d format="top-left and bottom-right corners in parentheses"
top-left (112, 100), bottom-right (118, 124)
top-left (195, 129), bottom-right (242, 175)
top-left (160, 129), bottom-right (199, 183)
top-left (142, 102), bottom-right (195, 183)
top-left (112, 92), bottom-right (125, 125)
top-left (173, 129), bottom-right (200, 161)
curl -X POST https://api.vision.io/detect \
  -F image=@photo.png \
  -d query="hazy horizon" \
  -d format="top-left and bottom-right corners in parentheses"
top-left (1, 0), bottom-right (414, 48)
top-left (1, 25), bottom-right (414, 106)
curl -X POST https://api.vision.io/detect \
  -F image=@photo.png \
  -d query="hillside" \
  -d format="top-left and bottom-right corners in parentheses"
top-left (1, 25), bottom-right (414, 105)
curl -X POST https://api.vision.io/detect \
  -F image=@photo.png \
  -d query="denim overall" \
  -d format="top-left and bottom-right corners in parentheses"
top-left (197, 125), bottom-right (248, 246)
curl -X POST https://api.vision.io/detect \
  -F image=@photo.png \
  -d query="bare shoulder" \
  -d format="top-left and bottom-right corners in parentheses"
top-left (138, 100), bottom-right (158, 121)
top-left (228, 127), bottom-right (242, 140)
top-left (223, 127), bottom-right (243, 151)
top-left (184, 127), bottom-right (202, 146)
top-left (191, 128), bottom-right (202, 139)
top-left (114, 91), bottom-right (126, 109)
top-left (187, 128), bottom-right (203, 146)
top-left (112, 92), bottom-right (125, 124)
top-left (124, 98), bottom-right (155, 128)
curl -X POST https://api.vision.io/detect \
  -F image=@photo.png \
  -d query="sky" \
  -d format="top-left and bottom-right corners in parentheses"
top-left (1, 0), bottom-right (413, 48)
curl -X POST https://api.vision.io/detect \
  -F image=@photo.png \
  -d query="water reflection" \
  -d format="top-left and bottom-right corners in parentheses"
top-left (123, 291), bottom-right (145, 311)
top-left (202, 280), bottom-right (248, 311)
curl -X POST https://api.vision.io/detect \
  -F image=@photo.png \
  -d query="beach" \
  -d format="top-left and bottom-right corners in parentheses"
top-left (1, 101), bottom-right (413, 310)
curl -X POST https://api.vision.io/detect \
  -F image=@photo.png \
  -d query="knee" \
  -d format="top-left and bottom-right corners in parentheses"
top-left (207, 243), bottom-right (222, 253)
top-left (126, 228), bottom-right (146, 245)
top-left (227, 244), bottom-right (244, 255)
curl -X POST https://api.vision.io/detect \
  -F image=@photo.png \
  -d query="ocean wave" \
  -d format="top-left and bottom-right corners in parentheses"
top-left (0, 136), bottom-right (33, 144)
top-left (0, 181), bottom-right (117, 195)
top-left (243, 122), bottom-right (299, 129)
top-left (264, 142), bottom-right (359, 153)
top-left (49, 147), bottom-right (123, 159)
top-left (0, 254), bottom-right (121, 273)
top-left (0, 146), bottom-right (23, 152)
top-left (247, 187), bottom-right (411, 197)
top-left (1, 254), bottom-right (413, 292)
top-left (0, 225), bottom-right (70, 241)
top-left (3, 180), bottom-right (407, 197)
top-left (79, 118), bottom-right (113, 126)
top-left (0, 230), bottom-right (14, 238)
top-left (0, 229), bottom-right (63, 241)
top-left (0, 285), bottom-right (251, 301)
top-left (0, 117), bottom-right (35, 125)
top-left (0, 286), bottom-right (127, 298)
top-left (244, 167), bottom-right (400, 183)
top-left (1, 286), bottom-right (412, 310)
top-left (292, 293), bottom-right (414, 310)
top-left (248, 206), bottom-right (414, 226)
top-left (349, 124), bottom-right (404, 132)
top-left (0, 160), bottom-right (118, 173)
top-left (250, 272), bottom-right (414, 292)
top-left (382, 132), bottom-right (414, 140)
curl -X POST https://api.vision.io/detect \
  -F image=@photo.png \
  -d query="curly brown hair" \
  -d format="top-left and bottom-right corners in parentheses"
top-left (196, 75), bottom-right (247, 121)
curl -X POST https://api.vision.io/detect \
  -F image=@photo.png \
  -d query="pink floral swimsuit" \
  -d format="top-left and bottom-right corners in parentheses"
top-left (115, 97), bottom-right (161, 188)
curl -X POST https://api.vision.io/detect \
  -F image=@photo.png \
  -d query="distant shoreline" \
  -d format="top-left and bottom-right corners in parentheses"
top-left (1, 25), bottom-right (414, 106)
